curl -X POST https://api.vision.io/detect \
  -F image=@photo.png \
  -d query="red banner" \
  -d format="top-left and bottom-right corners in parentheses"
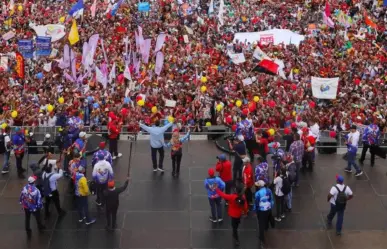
top-left (15, 52), bottom-right (25, 79)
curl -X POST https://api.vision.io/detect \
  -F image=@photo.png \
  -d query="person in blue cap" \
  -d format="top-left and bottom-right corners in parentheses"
top-left (12, 127), bottom-right (26, 178)
top-left (327, 175), bottom-right (353, 236)
top-left (92, 142), bottom-right (113, 168)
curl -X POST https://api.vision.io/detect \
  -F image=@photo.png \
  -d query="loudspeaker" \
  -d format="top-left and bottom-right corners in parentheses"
top-left (207, 125), bottom-right (227, 140)
top-left (317, 137), bottom-right (337, 154)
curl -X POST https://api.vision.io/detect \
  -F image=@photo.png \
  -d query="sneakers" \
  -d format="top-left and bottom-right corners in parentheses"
top-left (280, 214), bottom-right (286, 219)
top-left (85, 218), bottom-right (96, 225)
top-left (153, 169), bottom-right (157, 172)
top-left (217, 218), bottom-right (223, 222)
top-left (112, 156), bottom-right (117, 160)
top-left (274, 217), bottom-right (281, 222)
top-left (336, 231), bottom-right (342, 236)
top-left (344, 169), bottom-right (353, 173)
top-left (157, 168), bottom-right (164, 172)
top-left (79, 217), bottom-right (86, 223)
top-left (209, 217), bottom-right (217, 223)
top-left (1, 169), bottom-right (9, 174)
top-left (95, 201), bottom-right (102, 206)
top-left (355, 171), bottom-right (363, 177)
top-left (117, 153), bottom-right (122, 158)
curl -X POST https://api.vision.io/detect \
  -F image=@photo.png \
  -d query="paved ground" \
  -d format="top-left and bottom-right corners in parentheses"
top-left (0, 140), bottom-right (386, 249)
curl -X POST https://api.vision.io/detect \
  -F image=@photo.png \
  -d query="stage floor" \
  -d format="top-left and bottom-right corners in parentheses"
top-left (0, 141), bottom-right (386, 249)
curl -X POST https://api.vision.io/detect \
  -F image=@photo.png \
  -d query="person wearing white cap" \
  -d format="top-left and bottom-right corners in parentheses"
top-left (227, 134), bottom-right (247, 182)
top-left (19, 176), bottom-right (45, 235)
top-left (71, 131), bottom-right (88, 169)
top-left (42, 133), bottom-right (54, 154)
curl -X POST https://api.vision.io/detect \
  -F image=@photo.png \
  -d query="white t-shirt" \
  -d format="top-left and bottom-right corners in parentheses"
top-left (47, 116), bottom-right (57, 127)
top-left (329, 184), bottom-right (353, 205)
top-left (273, 176), bottom-right (284, 196)
top-left (3, 134), bottom-right (11, 152)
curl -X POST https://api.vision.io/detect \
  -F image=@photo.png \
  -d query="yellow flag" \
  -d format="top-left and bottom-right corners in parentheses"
top-left (68, 20), bottom-right (80, 45)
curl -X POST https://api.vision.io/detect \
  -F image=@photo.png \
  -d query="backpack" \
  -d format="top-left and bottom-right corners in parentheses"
top-left (287, 163), bottom-right (297, 183)
top-left (281, 176), bottom-right (291, 195)
top-left (42, 173), bottom-right (54, 197)
top-left (335, 185), bottom-right (347, 209)
top-left (0, 134), bottom-right (5, 154)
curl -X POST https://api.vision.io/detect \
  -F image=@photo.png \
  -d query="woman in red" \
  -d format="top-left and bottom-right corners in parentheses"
top-left (216, 185), bottom-right (248, 246)
top-left (242, 157), bottom-right (254, 207)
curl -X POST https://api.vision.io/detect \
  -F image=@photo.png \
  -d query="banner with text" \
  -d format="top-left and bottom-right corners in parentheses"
top-left (36, 37), bottom-right (52, 56)
top-left (18, 40), bottom-right (34, 59)
top-left (311, 77), bottom-right (339, 99)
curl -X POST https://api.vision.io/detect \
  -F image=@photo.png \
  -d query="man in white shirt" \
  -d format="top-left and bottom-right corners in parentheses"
top-left (344, 125), bottom-right (363, 176)
top-left (273, 168), bottom-right (286, 222)
top-left (309, 120), bottom-right (320, 142)
top-left (42, 163), bottom-right (66, 219)
top-left (327, 175), bottom-right (353, 236)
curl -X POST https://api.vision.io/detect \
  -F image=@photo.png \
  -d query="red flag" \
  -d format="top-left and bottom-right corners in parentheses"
top-left (325, 1), bottom-right (331, 17)
top-left (254, 59), bottom-right (279, 75)
top-left (15, 52), bottom-right (25, 79)
top-left (364, 12), bottom-right (377, 29)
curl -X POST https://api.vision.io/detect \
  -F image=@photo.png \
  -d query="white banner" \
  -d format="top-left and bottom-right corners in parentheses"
top-left (234, 29), bottom-right (305, 46)
top-left (311, 77), bottom-right (339, 99)
top-left (29, 23), bottom-right (66, 42)
top-left (0, 57), bottom-right (8, 71)
top-left (165, 99), bottom-right (177, 107)
top-left (228, 53), bottom-right (245, 64)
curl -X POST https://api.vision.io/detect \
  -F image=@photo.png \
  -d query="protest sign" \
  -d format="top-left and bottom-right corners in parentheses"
top-left (234, 29), bottom-right (305, 46)
top-left (242, 78), bottom-right (253, 86)
top-left (18, 40), bottom-right (34, 59)
top-left (165, 99), bottom-right (177, 107)
top-left (138, 2), bottom-right (150, 12)
top-left (0, 57), bottom-right (8, 71)
top-left (29, 23), bottom-right (66, 42)
top-left (2, 31), bottom-right (15, 41)
top-left (228, 53), bottom-right (246, 64)
top-left (311, 77), bottom-right (339, 99)
top-left (36, 37), bottom-right (52, 56)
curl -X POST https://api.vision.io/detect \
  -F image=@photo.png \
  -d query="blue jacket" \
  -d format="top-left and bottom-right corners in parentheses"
top-left (19, 184), bottom-right (43, 211)
top-left (235, 119), bottom-right (254, 140)
top-left (362, 124), bottom-right (380, 145)
top-left (204, 177), bottom-right (225, 198)
top-left (12, 133), bottom-right (25, 154)
top-left (254, 187), bottom-right (274, 212)
top-left (92, 149), bottom-right (113, 167)
top-left (139, 122), bottom-right (173, 148)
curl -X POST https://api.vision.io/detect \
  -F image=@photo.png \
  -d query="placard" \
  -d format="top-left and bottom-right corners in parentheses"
top-left (18, 40), bottom-right (34, 59)
top-left (138, 2), bottom-right (150, 12)
top-left (36, 36), bottom-right (52, 56)
top-left (165, 99), bottom-right (177, 107)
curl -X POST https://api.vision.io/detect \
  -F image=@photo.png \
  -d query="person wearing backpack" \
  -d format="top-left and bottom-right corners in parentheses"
top-left (42, 163), bottom-right (66, 219)
top-left (327, 175), bottom-right (353, 236)
top-left (284, 154), bottom-right (297, 212)
top-left (1, 126), bottom-right (12, 174)
top-left (273, 168), bottom-right (290, 221)
top-left (216, 184), bottom-right (248, 246)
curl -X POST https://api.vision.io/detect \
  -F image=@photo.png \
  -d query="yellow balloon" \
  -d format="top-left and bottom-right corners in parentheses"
top-left (253, 96), bottom-right (260, 102)
top-left (205, 122), bottom-right (212, 127)
top-left (200, 85), bottom-right (207, 93)
top-left (11, 111), bottom-right (18, 118)
top-left (137, 100), bottom-right (145, 106)
top-left (1, 123), bottom-right (7, 129)
top-left (59, 16), bottom-right (65, 23)
top-left (47, 104), bottom-right (54, 112)
top-left (168, 116), bottom-right (175, 123)
top-left (201, 76), bottom-right (207, 83)
top-left (292, 111), bottom-right (296, 117)
top-left (236, 100), bottom-right (242, 107)
top-left (216, 104), bottom-right (222, 112)
top-left (58, 97), bottom-right (64, 104)
top-left (268, 128), bottom-right (275, 136)
top-left (151, 106), bottom-right (158, 114)
top-left (18, 5), bottom-right (23, 11)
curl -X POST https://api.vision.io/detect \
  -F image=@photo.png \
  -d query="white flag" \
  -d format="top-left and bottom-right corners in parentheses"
top-left (311, 77), bottom-right (339, 99)
top-left (108, 63), bottom-right (116, 83)
top-left (96, 66), bottom-right (107, 88)
top-left (43, 62), bottom-right (52, 72)
top-left (217, 0), bottom-right (225, 26)
top-left (124, 64), bottom-right (131, 80)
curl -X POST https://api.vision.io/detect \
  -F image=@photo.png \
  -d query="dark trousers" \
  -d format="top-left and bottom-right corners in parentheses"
top-left (225, 180), bottom-right (233, 194)
top-left (327, 203), bottom-right (345, 233)
top-left (245, 187), bottom-right (253, 205)
top-left (44, 190), bottom-right (62, 216)
top-left (275, 195), bottom-right (285, 218)
top-left (24, 208), bottom-right (44, 231)
top-left (15, 153), bottom-right (24, 174)
top-left (231, 217), bottom-right (241, 241)
top-left (109, 138), bottom-right (118, 157)
top-left (302, 151), bottom-right (314, 170)
top-left (171, 153), bottom-right (182, 173)
top-left (106, 206), bottom-right (118, 228)
top-left (208, 197), bottom-right (222, 219)
top-left (151, 147), bottom-right (164, 169)
top-left (96, 183), bottom-right (108, 205)
top-left (245, 139), bottom-right (256, 161)
top-left (360, 143), bottom-right (375, 165)
top-left (257, 210), bottom-right (271, 243)
top-left (76, 196), bottom-right (91, 221)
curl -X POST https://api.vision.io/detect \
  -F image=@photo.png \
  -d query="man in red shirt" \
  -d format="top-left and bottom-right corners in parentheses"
top-left (215, 154), bottom-right (232, 195)
top-left (107, 116), bottom-right (122, 160)
top-left (242, 157), bottom-right (254, 207)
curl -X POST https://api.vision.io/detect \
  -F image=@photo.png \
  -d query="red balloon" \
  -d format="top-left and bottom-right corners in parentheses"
top-left (226, 116), bottom-right (232, 124)
top-left (291, 84), bottom-right (297, 91)
top-left (121, 108), bottom-right (128, 116)
top-left (248, 102), bottom-right (256, 112)
top-left (136, 95), bottom-right (143, 102)
top-left (231, 124), bottom-right (237, 132)
top-left (329, 131), bottom-right (337, 138)
top-left (242, 108), bottom-right (249, 115)
top-left (309, 101), bottom-right (316, 108)
top-left (268, 100), bottom-right (276, 108)
top-left (284, 127), bottom-right (291, 135)
top-left (291, 122), bottom-right (297, 128)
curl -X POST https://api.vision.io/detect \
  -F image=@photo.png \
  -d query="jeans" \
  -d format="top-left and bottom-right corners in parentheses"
top-left (275, 195), bottom-right (285, 218)
top-left (302, 151), bottom-right (313, 170)
top-left (171, 153), bottom-right (182, 173)
top-left (24, 208), bottom-right (44, 231)
top-left (106, 206), bottom-right (118, 228)
top-left (76, 196), bottom-right (91, 222)
top-left (360, 143), bottom-right (375, 165)
top-left (96, 183), bottom-right (108, 206)
top-left (327, 203), bottom-right (345, 233)
top-left (15, 152), bottom-right (24, 174)
top-left (2, 151), bottom-right (10, 170)
top-left (44, 190), bottom-right (63, 216)
top-left (109, 138), bottom-right (118, 157)
top-left (345, 151), bottom-right (361, 173)
top-left (225, 180), bottom-right (233, 194)
top-left (208, 197), bottom-right (222, 220)
top-left (231, 217), bottom-right (241, 241)
top-left (286, 187), bottom-right (293, 209)
top-left (294, 161), bottom-right (301, 185)
top-left (256, 209), bottom-right (271, 243)
top-left (245, 187), bottom-right (253, 205)
top-left (151, 147), bottom-right (164, 169)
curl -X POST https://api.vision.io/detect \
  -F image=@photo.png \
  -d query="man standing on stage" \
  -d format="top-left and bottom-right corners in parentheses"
top-left (235, 114), bottom-right (255, 161)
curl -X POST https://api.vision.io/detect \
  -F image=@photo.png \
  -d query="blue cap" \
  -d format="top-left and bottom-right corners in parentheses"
top-left (217, 154), bottom-right (226, 161)
top-left (97, 153), bottom-right (105, 160)
top-left (14, 127), bottom-right (21, 132)
top-left (336, 175), bottom-right (344, 184)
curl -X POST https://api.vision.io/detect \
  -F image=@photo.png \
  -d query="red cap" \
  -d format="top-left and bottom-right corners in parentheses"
top-left (99, 142), bottom-right (106, 149)
top-left (208, 168), bottom-right (215, 177)
top-left (173, 128), bottom-right (179, 133)
top-left (108, 181), bottom-right (115, 189)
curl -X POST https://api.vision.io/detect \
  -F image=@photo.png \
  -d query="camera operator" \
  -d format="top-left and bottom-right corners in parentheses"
top-left (228, 135), bottom-right (247, 183)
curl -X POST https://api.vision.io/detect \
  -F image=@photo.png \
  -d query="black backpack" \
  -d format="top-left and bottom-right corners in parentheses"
top-left (281, 176), bottom-right (291, 195)
top-left (287, 163), bottom-right (297, 183)
top-left (42, 173), bottom-right (54, 197)
top-left (335, 185), bottom-right (347, 209)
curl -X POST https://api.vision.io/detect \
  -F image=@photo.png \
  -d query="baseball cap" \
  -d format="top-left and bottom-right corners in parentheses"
top-left (97, 153), bottom-right (105, 160)
top-left (336, 175), bottom-right (344, 184)
top-left (99, 142), bottom-right (106, 149)
top-left (208, 168), bottom-right (215, 177)
top-left (242, 157), bottom-right (250, 163)
top-left (255, 180), bottom-right (265, 187)
top-left (108, 181), bottom-right (115, 189)
top-left (237, 135), bottom-right (244, 141)
top-left (216, 154), bottom-right (226, 161)
top-left (79, 131), bottom-right (86, 138)
top-left (45, 134), bottom-right (51, 139)
top-left (28, 176), bottom-right (37, 183)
